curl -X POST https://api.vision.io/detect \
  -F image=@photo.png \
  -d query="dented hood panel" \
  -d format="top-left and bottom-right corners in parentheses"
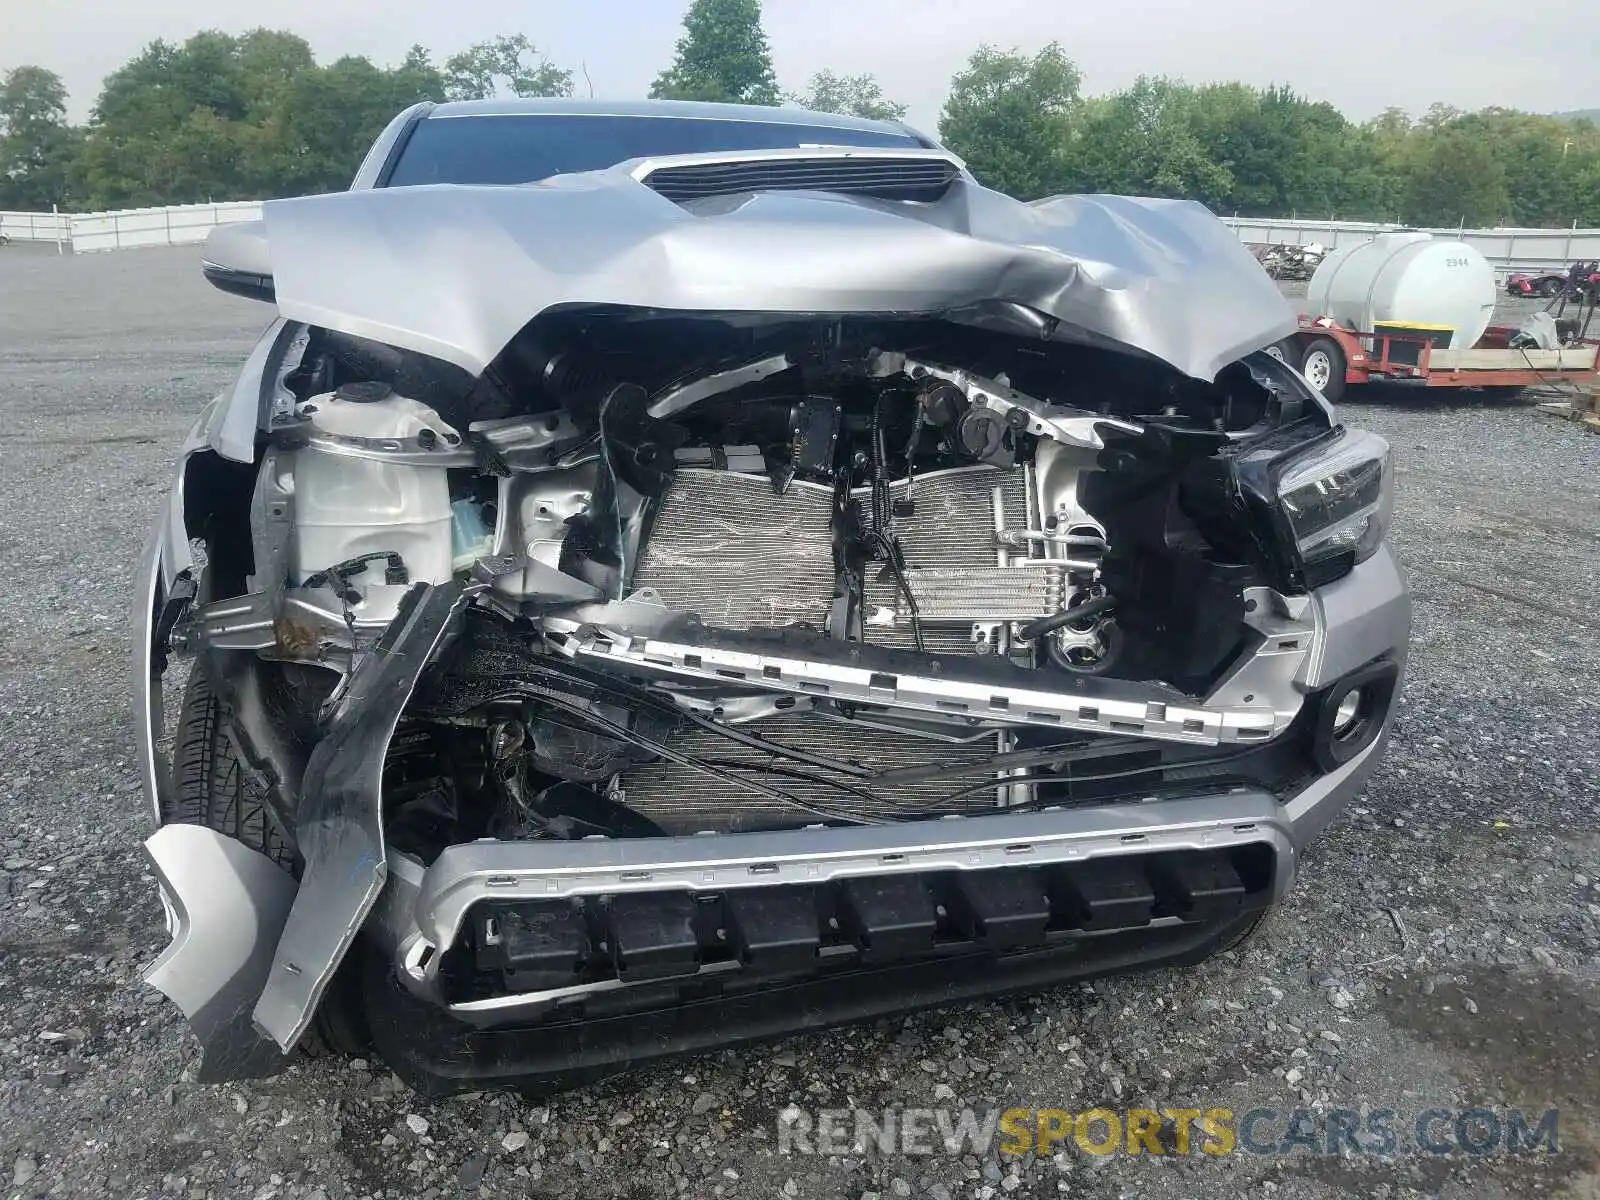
top-left (262, 172), bottom-right (1295, 382)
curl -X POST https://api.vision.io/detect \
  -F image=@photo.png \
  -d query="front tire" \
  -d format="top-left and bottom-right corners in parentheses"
top-left (166, 657), bottom-right (367, 1055)
top-left (169, 660), bottom-right (298, 869)
top-left (1299, 337), bottom-right (1347, 403)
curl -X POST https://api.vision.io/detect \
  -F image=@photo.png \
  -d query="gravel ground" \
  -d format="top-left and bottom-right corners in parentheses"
top-left (1, 245), bottom-right (1597, 1200)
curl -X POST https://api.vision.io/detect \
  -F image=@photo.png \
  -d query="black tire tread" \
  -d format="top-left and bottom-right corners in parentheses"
top-left (1299, 336), bottom-right (1347, 403)
top-left (168, 661), bottom-right (297, 871)
top-left (165, 658), bottom-right (369, 1057)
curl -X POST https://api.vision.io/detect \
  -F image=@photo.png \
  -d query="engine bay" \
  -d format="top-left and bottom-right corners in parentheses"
top-left (176, 311), bottom-right (1335, 852)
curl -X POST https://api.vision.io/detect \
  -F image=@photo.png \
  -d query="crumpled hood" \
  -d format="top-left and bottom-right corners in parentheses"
top-left (262, 170), bottom-right (1294, 382)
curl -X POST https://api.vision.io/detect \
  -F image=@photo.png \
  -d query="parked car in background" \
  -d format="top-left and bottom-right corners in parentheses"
top-left (1506, 262), bottom-right (1600, 298)
top-left (1506, 270), bottom-right (1568, 297)
top-left (134, 98), bottom-right (1409, 1095)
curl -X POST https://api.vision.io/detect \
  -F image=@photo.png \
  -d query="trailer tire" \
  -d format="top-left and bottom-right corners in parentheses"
top-left (1299, 338), bottom-right (1346, 403)
top-left (1263, 338), bottom-right (1298, 364)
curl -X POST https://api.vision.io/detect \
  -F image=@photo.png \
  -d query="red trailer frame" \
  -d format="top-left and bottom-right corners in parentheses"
top-left (1284, 314), bottom-right (1600, 401)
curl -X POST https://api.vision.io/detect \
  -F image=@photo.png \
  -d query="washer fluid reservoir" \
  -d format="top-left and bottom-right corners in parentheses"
top-left (290, 384), bottom-right (459, 615)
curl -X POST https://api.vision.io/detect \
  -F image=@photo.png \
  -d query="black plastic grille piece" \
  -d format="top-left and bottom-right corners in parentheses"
top-left (725, 886), bottom-right (820, 969)
top-left (463, 845), bottom-right (1270, 1003)
top-left (946, 868), bottom-right (1051, 950)
top-left (642, 156), bottom-right (959, 204)
top-left (838, 875), bottom-right (938, 958)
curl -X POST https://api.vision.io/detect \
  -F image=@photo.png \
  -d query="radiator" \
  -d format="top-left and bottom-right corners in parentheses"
top-left (632, 471), bottom-right (836, 629)
top-left (632, 465), bottom-right (1050, 649)
top-left (621, 466), bottom-right (1043, 831)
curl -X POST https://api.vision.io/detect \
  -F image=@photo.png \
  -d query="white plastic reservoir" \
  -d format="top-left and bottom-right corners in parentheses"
top-left (1307, 232), bottom-right (1496, 349)
top-left (291, 388), bottom-right (458, 598)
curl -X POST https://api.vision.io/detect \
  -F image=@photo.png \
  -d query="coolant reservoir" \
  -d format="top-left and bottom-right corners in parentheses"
top-left (1308, 232), bottom-right (1496, 349)
top-left (290, 384), bottom-right (458, 599)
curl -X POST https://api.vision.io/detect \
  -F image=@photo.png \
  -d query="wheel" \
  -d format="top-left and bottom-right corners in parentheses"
top-left (168, 658), bottom-right (298, 869)
top-left (1263, 337), bottom-right (1298, 364)
top-left (1216, 910), bottom-right (1271, 955)
top-left (1539, 278), bottom-right (1563, 298)
top-left (166, 656), bottom-right (368, 1054)
top-left (1298, 337), bottom-right (1347, 402)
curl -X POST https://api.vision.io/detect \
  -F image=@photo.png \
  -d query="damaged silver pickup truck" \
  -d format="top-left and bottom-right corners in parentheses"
top-left (133, 98), bottom-right (1409, 1094)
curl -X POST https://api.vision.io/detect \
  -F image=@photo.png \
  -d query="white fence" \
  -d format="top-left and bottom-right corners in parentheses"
top-left (66, 201), bottom-right (263, 253)
top-left (0, 209), bottom-right (72, 246)
top-left (1221, 216), bottom-right (1600, 278)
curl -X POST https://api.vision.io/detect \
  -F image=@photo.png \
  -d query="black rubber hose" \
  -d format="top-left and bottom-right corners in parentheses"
top-left (1017, 594), bottom-right (1117, 642)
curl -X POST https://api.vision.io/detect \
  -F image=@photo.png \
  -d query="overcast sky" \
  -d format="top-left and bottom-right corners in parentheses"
top-left (8, 0), bottom-right (1599, 130)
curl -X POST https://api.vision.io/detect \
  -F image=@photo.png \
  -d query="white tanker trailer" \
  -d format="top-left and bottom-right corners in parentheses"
top-left (1278, 231), bottom-right (1598, 401)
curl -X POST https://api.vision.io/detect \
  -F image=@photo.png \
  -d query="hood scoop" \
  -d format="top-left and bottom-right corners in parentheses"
top-left (637, 151), bottom-right (960, 205)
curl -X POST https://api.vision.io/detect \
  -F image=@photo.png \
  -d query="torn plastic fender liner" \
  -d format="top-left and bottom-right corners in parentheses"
top-left (252, 580), bottom-right (474, 1053)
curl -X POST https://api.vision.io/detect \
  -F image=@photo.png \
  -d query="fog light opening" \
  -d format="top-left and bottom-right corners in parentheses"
top-left (1310, 661), bottom-right (1399, 774)
top-left (1333, 690), bottom-right (1363, 737)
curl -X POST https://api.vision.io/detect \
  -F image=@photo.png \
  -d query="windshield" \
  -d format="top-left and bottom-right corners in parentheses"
top-left (384, 113), bottom-right (926, 187)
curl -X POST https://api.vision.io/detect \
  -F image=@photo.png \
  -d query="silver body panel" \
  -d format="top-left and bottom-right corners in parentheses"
top-left (142, 824), bottom-right (298, 1077)
top-left (260, 170), bottom-right (1294, 384)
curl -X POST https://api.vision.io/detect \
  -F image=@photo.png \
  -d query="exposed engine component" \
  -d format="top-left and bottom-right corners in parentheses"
top-left (176, 317), bottom-right (1327, 843)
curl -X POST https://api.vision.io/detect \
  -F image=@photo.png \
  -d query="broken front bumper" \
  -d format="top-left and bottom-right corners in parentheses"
top-left (136, 545), bottom-right (1408, 1088)
top-left (143, 719), bottom-right (1389, 1089)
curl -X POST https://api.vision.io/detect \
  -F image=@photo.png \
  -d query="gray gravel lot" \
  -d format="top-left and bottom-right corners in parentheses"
top-left (1, 245), bottom-right (1597, 1200)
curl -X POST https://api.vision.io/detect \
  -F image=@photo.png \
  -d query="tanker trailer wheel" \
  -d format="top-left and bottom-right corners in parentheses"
top-left (1263, 337), bottom-right (1298, 364)
top-left (1299, 337), bottom-right (1347, 402)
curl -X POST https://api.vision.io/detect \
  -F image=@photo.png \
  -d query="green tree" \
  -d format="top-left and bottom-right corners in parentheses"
top-left (1357, 107), bottom-right (1416, 219)
top-left (442, 34), bottom-right (572, 101)
top-left (235, 29), bottom-right (318, 118)
top-left (788, 70), bottom-right (906, 121)
top-left (266, 53), bottom-right (444, 195)
top-left (1189, 84), bottom-right (1367, 217)
top-left (1400, 127), bottom-right (1511, 225)
top-left (650, 0), bottom-right (780, 106)
top-left (938, 43), bottom-right (1080, 199)
top-left (0, 65), bottom-right (82, 208)
top-left (82, 32), bottom-right (264, 206)
top-left (1448, 107), bottom-right (1595, 226)
top-left (1067, 76), bottom-right (1231, 205)
top-left (79, 31), bottom-right (444, 207)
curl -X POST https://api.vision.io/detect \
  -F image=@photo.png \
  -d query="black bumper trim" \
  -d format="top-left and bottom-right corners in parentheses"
top-left (366, 907), bottom-right (1266, 1097)
top-left (460, 846), bottom-right (1267, 1002)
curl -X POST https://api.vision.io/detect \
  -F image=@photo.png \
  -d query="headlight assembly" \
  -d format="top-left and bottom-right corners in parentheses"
top-left (1276, 430), bottom-right (1393, 576)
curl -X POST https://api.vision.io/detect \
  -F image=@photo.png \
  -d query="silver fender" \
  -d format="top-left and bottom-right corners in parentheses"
top-left (142, 824), bottom-right (298, 1079)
